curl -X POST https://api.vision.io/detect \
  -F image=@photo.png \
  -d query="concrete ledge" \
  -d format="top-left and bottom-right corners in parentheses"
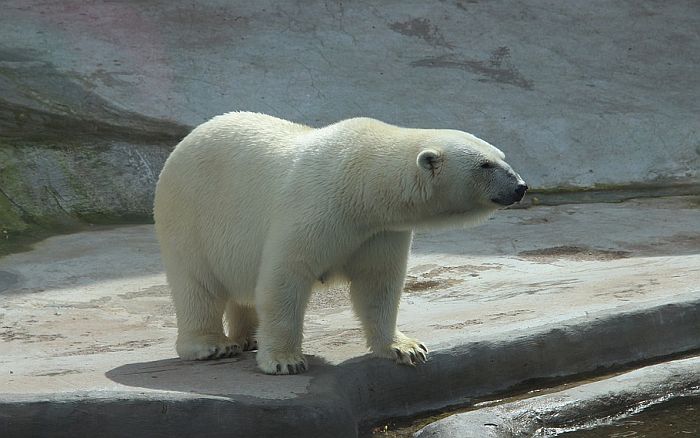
top-left (2, 299), bottom-right (698, 437)
top-left (414, 356), bottom-right (700, 437)
top-left (1, 390), bottom-right (356, 438)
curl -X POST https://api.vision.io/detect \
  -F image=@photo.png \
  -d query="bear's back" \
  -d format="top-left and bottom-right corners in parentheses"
top-left (160, 112), bottom-right (312, 188)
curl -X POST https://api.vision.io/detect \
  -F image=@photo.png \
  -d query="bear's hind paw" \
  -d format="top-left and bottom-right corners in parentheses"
top-left (176, 337), bottom-right (242, 360)
top-left (238, 337), bottom-right (258, 351)
top-left (204, 343), bottom-right (241, 359)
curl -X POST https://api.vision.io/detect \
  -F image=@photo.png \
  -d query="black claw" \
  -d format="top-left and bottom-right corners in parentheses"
top-left (419, 343), bottom-right (428, 353)
top-left (287, 364), bottom-right (295, 374)
top-left (299, 362), bottom-right (307, 372)
top-left (276, 363), bottom-right (281, 373)
top-left (409, 351), bottom-right (416, 363)
top-left (419, 351), bottom-right (427, 362)
top-left (394, 348), bottom-right (403, 359)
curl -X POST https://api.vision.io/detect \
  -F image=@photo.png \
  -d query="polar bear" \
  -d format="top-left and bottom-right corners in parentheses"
top-left (154, 112), bottom-right (526, 375)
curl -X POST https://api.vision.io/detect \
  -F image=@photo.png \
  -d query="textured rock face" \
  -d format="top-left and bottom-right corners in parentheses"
top-left (0, 48), bottom-right (188, 237)
top-left (1, 0), bottom-right (699, 238)
top-left (0, 142), bottom-right (173, 227)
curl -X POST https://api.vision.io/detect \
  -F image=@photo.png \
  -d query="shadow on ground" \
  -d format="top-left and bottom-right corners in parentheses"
top-left (105, 353), bottom-right (335, 399)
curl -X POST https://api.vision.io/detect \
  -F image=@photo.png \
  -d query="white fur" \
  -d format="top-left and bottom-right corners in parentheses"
top-left (154, 112), bottom-right (524, 374)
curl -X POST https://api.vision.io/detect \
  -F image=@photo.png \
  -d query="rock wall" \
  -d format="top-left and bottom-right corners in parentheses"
top-left (1, 0), bottom-right (698, 238)
top-left (0, 51), bottom-right (187, 237)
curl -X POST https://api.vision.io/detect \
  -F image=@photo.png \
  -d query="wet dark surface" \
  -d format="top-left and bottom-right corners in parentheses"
top-left (365, 354), bottom-right (700, 438)
top-left (558, 395), bottom-right (699, 437)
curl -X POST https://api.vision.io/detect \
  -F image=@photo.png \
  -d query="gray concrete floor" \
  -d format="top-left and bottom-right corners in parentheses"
top-left (1, 196), bottom-right (698, 436)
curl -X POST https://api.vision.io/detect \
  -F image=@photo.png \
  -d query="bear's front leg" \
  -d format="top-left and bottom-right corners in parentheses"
top-left (350, 278), bottom-right (428, 366)
top-left (255, 267), bottom-right (313, 375)
top-left (347, 231), bottom-right (428, 366)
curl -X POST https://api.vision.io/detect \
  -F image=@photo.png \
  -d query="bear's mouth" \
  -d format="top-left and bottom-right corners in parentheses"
top-left (491, 197), bottom-right (515, 206)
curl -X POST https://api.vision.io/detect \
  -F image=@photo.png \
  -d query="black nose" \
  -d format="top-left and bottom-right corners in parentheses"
top-left (514, 184), bottom-right (528, 201)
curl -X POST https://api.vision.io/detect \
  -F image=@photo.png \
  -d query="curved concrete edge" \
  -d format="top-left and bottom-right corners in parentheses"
top-left (0, 398), bottom-right (356, 438)
top-left (0, 389), bottom-right (357, 438)
top-left (341, 298), bottom-right (700, 430)
top-left (2, 299), bottom-right (699, 438)
top-left (414, 356), bottom-right (700, 438)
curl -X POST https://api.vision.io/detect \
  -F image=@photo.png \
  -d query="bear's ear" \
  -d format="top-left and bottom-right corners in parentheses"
top-left (490, 145), bottom-right (505, 159)
top-left (416, 149), bottom-right (443, 175)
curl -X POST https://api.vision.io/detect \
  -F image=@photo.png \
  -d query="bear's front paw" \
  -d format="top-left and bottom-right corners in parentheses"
top-left (176, 335), bottom-right (242, 360)
top-left (375, 336), bottom-right (428, 366)
top-left (256, 349), bottom-right (308, 375)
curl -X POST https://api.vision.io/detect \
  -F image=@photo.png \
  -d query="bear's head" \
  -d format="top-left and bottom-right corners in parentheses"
top-left (413, 129), bottom-right (527, 224)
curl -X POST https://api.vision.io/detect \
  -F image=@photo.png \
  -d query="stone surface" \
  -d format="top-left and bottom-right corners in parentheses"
top-left (1, 0), bottom-right (699, 235)
top-left (1, 197), bottom-right (699, 436)
top-left (414, 355), bottom-right (700, 438)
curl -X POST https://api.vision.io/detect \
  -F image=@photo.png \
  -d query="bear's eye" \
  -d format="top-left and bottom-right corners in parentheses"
top-left (480, 162), bottom-right (494, 169)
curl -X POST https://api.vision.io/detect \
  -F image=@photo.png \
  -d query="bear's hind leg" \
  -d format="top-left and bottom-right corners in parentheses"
top-left (170, 274), bottom-right (241, 360)
top-left (225, 301), bottom-right (259, 351)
